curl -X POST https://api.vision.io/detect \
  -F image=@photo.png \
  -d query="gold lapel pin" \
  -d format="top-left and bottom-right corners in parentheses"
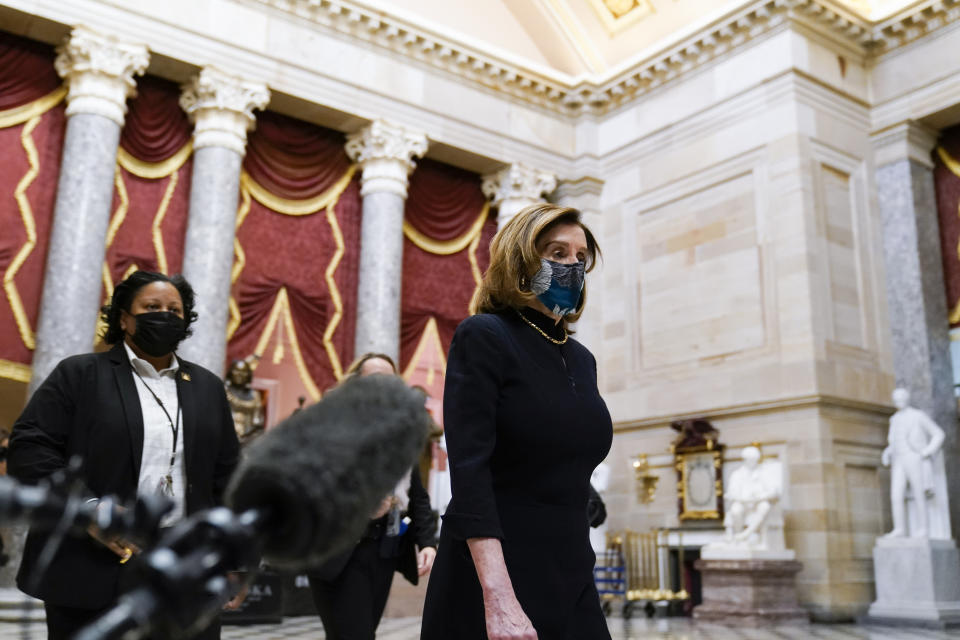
top-left (181, 372), bottom-right (191, 382)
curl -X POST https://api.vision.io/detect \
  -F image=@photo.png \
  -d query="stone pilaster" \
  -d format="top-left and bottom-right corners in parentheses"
top-left (29, 27), bottom-right (148, 394)
top-left (482, 163), bottom-right (557, 230)
top-left (553, 176), bottom-right (604, 358)
top-left (873, 121), bottom-right (959, 538)
top-left (346, 120), bottom-right (428, 362)
top-left (177, 67), bottom-right (269, 376)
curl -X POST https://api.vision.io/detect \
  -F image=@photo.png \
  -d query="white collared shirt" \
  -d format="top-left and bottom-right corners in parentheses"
top-left (123, 341), bottom-right (186, 526)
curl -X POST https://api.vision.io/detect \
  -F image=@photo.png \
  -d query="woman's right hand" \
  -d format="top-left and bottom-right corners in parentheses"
top-left (87, 525), bottom-right (140, 561)
top-left (482, 586), bottom-right (538, 640)
top-left (86, 502), bottom-right (140, 561)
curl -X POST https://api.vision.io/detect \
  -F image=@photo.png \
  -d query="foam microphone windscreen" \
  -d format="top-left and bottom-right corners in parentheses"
top-left (225, 375), bottom-right (429, 569)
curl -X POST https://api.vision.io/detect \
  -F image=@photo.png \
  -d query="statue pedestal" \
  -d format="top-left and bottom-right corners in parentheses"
top-left (866, 537), bottom-right (960, 628)
top-left (693, 558), bottom-right (808, 626)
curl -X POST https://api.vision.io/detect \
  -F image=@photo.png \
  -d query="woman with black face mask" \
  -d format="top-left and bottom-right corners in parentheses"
top-left (8, 270), bottom-right (242, 640)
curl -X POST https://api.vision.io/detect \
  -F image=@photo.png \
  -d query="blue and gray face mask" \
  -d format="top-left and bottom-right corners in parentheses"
top-left (530, 258), bottom-right (585, 317)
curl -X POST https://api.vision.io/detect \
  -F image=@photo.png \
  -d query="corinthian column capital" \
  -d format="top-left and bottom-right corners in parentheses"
top-left (482, 163), bottom-right (557, 228)
top-left (482, 163), bottom-right (557, 207)
top-left (179, 67), bottom-right (270, 156)
top-left (345, 120), bottom-right (428, 198)
top-left (54, 27), bottom-right (150, 126)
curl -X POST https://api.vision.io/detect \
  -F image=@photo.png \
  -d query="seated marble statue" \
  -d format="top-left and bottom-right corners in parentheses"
top-left (722, 446), bottom-right (781, 549)
top-left (225, 357), bottom-right (265, 445)
top-left (880, 388), bottom-right (948, 540)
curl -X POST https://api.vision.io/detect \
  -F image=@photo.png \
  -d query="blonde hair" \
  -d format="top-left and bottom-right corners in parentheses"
top-left (471, 203), bottom-right (599, 325)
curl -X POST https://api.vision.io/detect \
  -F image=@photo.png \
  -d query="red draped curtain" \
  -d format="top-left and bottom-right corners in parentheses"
top-left (227, 111), bottom-right (361, 412)
top-left (934, 128), bottom-right (960, 328)
top-left (400, 158), bottom-right (495, 404)
top-left (102, 76), bottom-right (193, 302)
top-left (0, 31), bottom-right (65, 382)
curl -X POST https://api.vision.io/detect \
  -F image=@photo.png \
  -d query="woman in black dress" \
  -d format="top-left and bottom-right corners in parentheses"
top-left (421, 204), bottom-right (612, 640)
top-left (309, 353), bottom-right (437, 640)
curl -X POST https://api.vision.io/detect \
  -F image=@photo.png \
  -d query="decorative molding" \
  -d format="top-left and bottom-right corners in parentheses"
top-left (586, 0), bottom-right (655, 35)
top-left (54, 26), bottom-right (149, 125)
top-left (871, 121), bottom-right (940, 168)
top-left (482, 163), bottom-right (557, 228)
top-left (611, 393), bottom-right (893, 432)
top-left (553, 176), bottom-right (605, 213)
top-left (249, 0), bottom-right (960, 116)
top-left (345, 119), bottom-right (428, 198)
top-left (180, 66), bottom-right (271, 155)
top-left (871, 0), bottom-right (960, 50)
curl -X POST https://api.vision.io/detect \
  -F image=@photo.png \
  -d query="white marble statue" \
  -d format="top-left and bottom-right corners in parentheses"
top-left (868, 389), bottom-right (960, 624)
top-left (723, 446), bottom-right (780, 548)
top-left (881, 388), bottom-right (948, 540)
top-left (701, 446), bottom-right (792, 560)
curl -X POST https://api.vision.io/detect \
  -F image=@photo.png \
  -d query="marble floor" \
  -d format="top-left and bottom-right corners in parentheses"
top-left (0, 616), bottom-right (958, 639)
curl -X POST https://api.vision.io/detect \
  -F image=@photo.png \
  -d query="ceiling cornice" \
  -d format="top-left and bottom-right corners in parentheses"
top-left (251, 0), bottom-right (960, 116)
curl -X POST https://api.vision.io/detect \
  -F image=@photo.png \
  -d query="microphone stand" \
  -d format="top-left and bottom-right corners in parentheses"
top-left (0, 459), bottom-right (173, 595)
top-left (73, 507), bottom-right (270, 640)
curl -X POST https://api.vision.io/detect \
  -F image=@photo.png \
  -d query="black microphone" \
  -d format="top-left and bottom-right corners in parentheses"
top-left (226, 373), bottom-right (430, 569)
top-left (74, 374), bottom-right (431, 640)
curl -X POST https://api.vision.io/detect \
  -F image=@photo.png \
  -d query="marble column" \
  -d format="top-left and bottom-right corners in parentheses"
top-left (346, 120), bottom-right (428, 363)
top-left (873, 121), bottom-right (960, 538)
top-left (28, 27), bottom-right (149, 394)
top-left (481, 163), bottom-right (557, 230)
top-left (176, 67), bottom-right (269, 376)
top-left (554, 176), bottom-right (604, 356)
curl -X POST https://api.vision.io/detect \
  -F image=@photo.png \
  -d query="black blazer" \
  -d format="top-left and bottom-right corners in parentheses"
top-left (8, 342), bottom-right (240, 609)
top-left (311, 467), bottom-right (436, 585)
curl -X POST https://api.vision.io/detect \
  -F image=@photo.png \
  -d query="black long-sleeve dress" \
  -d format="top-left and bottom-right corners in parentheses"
top-left (421, 307), bottom-right (613, 640)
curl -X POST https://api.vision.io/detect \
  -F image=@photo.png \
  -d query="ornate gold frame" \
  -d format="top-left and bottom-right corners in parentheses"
top-left (675, 445), bottom-right (724, 521)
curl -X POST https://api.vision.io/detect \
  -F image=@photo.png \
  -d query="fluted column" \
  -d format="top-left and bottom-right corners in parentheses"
top-left (176, 67), bottom-right (269, 375)
top-left (482, 163), bottom-right (557, 230)
top-left (346, 120), bottom-right (428, 362)
top-left (28, 27), bottom-right (148, 394)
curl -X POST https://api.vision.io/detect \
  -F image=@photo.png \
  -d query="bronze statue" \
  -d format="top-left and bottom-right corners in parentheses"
top-left (225, 357), bottom-right (265, 445)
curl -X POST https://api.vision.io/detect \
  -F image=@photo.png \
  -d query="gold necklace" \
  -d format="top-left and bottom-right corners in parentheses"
top-left (515, 309), bottom-right (568, 345)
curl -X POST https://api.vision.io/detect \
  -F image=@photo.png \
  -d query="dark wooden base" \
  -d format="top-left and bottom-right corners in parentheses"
top-left (692, 558), bottom-right (809, 626)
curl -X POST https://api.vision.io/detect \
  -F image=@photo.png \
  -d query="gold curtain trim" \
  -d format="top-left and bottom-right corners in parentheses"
top-left (402, 316), bottom-right (447, 381)
top-left (228, 166), bottom-right (354, 384)
top-left (403, 202), bottom-right (490, 256)
top-left (0, 359), bottom-right (31, 383)
top-left (467, 225), bottom-right (485, 316)
top-left (951, 299), bottom-right (960, 326)
top-left (227, 188), bottom-right (252, 341)
top-left (151, 171), bottom-right (179, 274)
top-left (0, 86), bottom-right (66, 129)
top-left (4, 116), bottom-right (43, 351)
top-left (116, 142), bottom-right (193, 180)
top-left (234, 187), bottom-right (254, 277)
top-left (241, 165), bottom-right (357, 216)
top-left (323, 200), bottom-right (346, 381)
top-left (938, 146), bottom-right (960, 178)
top-left (253, 287), bottom-right (322, 400)
top-left (101, 169), bottom-right (130, 300)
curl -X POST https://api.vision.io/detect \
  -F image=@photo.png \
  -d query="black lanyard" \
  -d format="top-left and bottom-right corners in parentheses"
top-left (133, 369), bottom-right (181, 474)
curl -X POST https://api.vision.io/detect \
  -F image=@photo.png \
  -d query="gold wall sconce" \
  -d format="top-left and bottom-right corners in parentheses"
top-left (632, 454), bottom-right (659, 505)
